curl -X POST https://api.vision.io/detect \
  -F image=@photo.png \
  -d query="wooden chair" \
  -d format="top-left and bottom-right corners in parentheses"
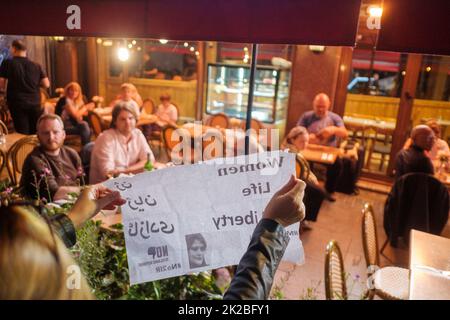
top-left (87, 111), bottom-right (106, 138)
top-left (295, 155), bottom-right (311, 182)
top-left (0, 120), bottom-right (8, 135)
top-left (207, 113), bottom-right (229, 129)
top-left (162, 124), bottom-right (181, 162)
top-left (240, 118), bottom-right (263, 132)
top-left (6, 135), bottom-right (39, 186)
top-left (361, 203), bottom-right (410, 300)
top-left (324, 240), bottom-right (347, 300)
top-left (366, 127), bottom-right (393, 171)
top-left (346, 123), bottom-right (368, 148)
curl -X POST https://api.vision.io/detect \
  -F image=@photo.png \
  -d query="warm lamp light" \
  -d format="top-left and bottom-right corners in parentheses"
top-left (118, 48), bottom-right (130, 62)
top-left (159, 39), bottom-right (168, 44)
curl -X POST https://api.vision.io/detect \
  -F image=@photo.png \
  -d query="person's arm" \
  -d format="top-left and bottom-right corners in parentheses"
top-left (52, 184), bottom-right (126, 247)
top-left (0, 60), bottom-right (9, 93)
top-left (64, 100), bottom-right (86, 122)
top-left (53, 186), bottom-right (81, 201)
top-left (224, 175), bottom-right (306, 300)
top-left (403, 138), bottom-right (413, 150)
top-left (40, 77), bottom-right (50, 89)
top-left (92, 135), bottom-right (117, 181)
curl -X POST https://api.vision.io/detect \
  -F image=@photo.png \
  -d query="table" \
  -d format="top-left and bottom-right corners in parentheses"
top-left (409, 230), bottom-right (450, 300)
top-left (300, 144), bottom-right (341, 165)
top-left (344, 115), bottom-right (396, 130)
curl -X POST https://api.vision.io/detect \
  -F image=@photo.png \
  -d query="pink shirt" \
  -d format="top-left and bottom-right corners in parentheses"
top-left (155, 103), bottom-right (178, 123)
top-left (90, 128), bottom-right (154, 184)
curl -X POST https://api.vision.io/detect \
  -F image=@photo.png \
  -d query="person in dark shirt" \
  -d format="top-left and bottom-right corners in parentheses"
top-left (141, 52), bottom-right (158, 78)
top-left (395, 125), bottom-right (435, 180)
top-left (0, 39), bottom-right (50, 134)
top-left (20, 114), bottom-right (83, 201)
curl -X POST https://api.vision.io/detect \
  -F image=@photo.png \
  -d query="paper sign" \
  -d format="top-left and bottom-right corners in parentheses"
top-left (105, 151), bottom-right (305, 285)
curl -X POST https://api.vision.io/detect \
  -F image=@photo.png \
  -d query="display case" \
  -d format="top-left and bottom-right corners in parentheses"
top-left (205, 63), bottom-right (291, 124)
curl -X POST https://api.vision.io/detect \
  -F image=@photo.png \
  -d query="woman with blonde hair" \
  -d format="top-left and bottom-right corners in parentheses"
top-left (54, 82), bottom-right (93, 145)
top-left (0, 184), bottom-right (125, 299)
top-left (108, 83), bottom-right (143, 117)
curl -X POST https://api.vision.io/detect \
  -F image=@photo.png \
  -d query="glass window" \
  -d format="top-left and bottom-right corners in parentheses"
top-left (416, 55), bottom-right (450, 101)
top-left (105, 38), bottom-right (199, 81)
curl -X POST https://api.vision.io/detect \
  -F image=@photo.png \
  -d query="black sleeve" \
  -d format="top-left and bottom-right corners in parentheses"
top-left (223, 219), bottom-right (289, 300)
top-left (38, 63), bottom-right (47, 79)
top-left (0, 59), bottom-right (9, 78)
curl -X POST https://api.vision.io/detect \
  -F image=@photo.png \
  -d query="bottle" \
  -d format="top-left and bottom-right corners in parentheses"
top-left (144, 152), bottom-right (154, 171)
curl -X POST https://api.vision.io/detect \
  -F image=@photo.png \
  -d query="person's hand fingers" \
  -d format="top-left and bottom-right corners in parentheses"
top-left (97, 190), bottom-right (124, 210)
top-left (273, 175), bottom-right (296, 197)
top-left (285, 178), bottom-right (305, 200)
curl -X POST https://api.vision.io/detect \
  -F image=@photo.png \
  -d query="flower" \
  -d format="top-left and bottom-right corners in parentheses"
top-left (42, 167), bottom-right (51, 176)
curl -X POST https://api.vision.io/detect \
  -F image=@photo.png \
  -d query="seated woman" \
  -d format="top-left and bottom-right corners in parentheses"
top-left (108, 83), bottom-right (142, 117)
top-left (55, 82), bottom-right (93, 145)
top-left (282, 126), bottom-right (334, 229)
top-left (89, 102), bottom-right (162, 184)
top-left (403, 119), bottom-right (450, 161)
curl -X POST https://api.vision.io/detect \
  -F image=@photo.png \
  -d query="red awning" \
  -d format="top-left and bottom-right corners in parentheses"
top-left (377, 0), bottom-right (450, 55)
top-left (0, 0), bottom-right (361, 45)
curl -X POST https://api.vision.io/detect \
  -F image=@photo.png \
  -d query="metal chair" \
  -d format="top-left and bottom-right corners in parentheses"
top-left (6, 135), bottom-right (39, 186)
top-left (324, 240), bottom-right (347, 300)
top-left (361, 203), bottom-right (410, 300)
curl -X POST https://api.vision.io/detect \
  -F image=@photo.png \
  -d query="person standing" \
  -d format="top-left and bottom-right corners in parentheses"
top-left (0, 39), bottom-right (50, 134)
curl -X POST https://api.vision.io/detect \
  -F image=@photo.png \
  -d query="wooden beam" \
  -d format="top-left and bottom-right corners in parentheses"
top-left (195, 42), bottom-right (205, 121)
top-left (333, 47), bottom-right (353, 117)
top-left (387, 54), bottom-right (422, 175)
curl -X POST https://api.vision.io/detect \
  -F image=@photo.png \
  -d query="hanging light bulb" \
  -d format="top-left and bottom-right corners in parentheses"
top-left (190, 46), bottom-right (195, 52)
top-left (195, 51), bottom-right (200, 56)
top-left (132, 40), bottom-right (137, 45)
top-left (96, 38), bottom-right (103, 44)
top-left (128, 43), bottom-right (133, 49)
top-left (184, 42), bottom-right (189, 47)
top-left (118, 47), bottom-right (130, 62)
top-left (159, 39), bottom-right (168, 44)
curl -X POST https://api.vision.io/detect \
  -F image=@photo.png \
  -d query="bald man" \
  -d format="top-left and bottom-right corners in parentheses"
top-left (297, 93), bottom-right (348, 196)
top-left (395, 125), bottom-right (435, 180)
top-left (297, 93), bottom-right (348, 147)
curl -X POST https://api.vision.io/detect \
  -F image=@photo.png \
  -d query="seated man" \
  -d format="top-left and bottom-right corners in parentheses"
top-left (90, 102), bottom-right (160, 184)
top-left (395, 125), bottom-right (435, 180)
top-left (297, 93), bottom-right (348, 196)
top-left (20, 114), bottom-right (83, 201)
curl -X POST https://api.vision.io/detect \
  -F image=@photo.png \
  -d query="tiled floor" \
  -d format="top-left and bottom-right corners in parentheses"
top-left (272, 189), bottom-right (450, 300)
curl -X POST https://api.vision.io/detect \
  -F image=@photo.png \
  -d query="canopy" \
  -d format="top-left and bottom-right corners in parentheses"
top-left (0, 0), bottom-right (361, 45)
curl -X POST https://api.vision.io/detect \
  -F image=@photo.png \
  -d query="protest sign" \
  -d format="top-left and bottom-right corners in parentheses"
top-left (105, 151), bottom-right (305, 285)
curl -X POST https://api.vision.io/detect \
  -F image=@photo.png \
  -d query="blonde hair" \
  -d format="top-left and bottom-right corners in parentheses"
top-left (64, 82), bottom-right (84, 106)
top-left (0, 206), bottom-right (93, 300)
top-left (282, 126), bottom-right (309, 148)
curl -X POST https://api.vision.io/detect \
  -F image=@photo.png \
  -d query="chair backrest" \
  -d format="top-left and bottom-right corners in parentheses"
top-left (87, 111), bottom-right (105, 138)
top-left (240, 118), bottom-right (263, 132)
top-left (162, 125), bottom-right (181, 152)
top-left (325, 240), bottom-right (348, 300)
top-left (208, 113), bottom-right (229, 129)
top-left (346, 123), bottom-right (367, 147)
top-left (0, 120), bottom-right (8, 135)
top-left (362, 203), bottom-right (380, 271)
top-left (142, 98), bottom-right (155, 115)
top-left (7, 135), bottom-right (39, 186)
top-left (295, 155), bottom-right (310, 182)
top-left (384, 173), bottom-right (449, 245)
top-left (372, 126), bottom-right (394, 145)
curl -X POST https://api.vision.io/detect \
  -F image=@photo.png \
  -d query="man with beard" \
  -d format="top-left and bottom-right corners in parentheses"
top-left (20, 114), bottom-right (83, 201)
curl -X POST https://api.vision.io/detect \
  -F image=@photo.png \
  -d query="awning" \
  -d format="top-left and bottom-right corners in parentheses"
top-left (0, 0), bottom-right (361, 46)
top-left (377, 0), bottom-right (450, 56)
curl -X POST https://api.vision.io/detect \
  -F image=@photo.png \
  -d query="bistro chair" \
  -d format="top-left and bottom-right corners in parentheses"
top-left (324, 240), bottom-right (347, 300)
top-left (207, 113), bottom-right (230, 129)
top-left (6, 135), bottom-right (39, 186)
top-left (0, 120), bottom-right (8, 135)
top-left (162, 124), bottom-right (182, 162)
top-left (240, 118), bottom-right (263, 133)
top-left (295, 155), bottom-right (311, 182)
top-left (361, 203), bottom-right (410, 300)
top-left (140, 98), bottom-right (164, 151)
top-left (345, 123), bottom-right (368, 148)
top-left (365, 126), bottom-right (393, 172)
top-left (87, 111), bottom-right (106, 138)
top-left (0, 149), bottom-right (5, 177)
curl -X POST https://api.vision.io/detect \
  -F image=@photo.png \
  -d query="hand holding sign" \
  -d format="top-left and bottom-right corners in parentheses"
top-left (263, 175), bottom-right (306, 227)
